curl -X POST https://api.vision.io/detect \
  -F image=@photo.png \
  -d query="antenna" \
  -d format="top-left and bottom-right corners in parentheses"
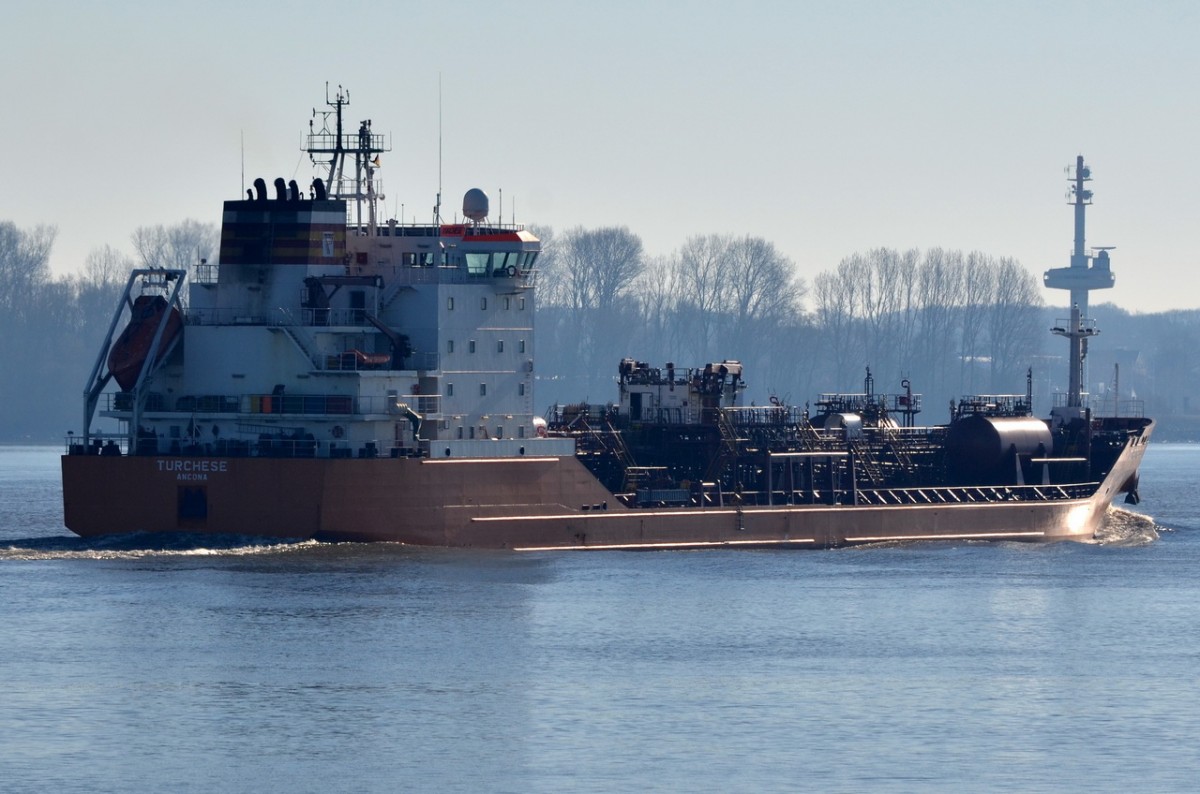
top-left (436, 72), bottom-right (443, 224)
top-left (240, 129), bottom-right (245, 197)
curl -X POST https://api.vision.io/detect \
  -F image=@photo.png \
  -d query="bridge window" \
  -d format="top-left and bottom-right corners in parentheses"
top-left (465, 252), bottom-right (489, 275)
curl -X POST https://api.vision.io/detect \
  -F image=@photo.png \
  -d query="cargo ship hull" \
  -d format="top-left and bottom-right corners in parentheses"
top-left (62, 421), bottom-right (1150, 549)
top-left (60, 94), bottom-right (1156, 551)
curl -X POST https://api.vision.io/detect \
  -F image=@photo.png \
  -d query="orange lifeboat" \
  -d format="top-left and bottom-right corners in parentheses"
top-left (107, 295), bottom-right (183, 391)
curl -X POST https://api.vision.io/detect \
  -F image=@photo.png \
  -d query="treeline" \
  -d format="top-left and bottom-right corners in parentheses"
top-left (3, 218), bottom-right (1198, 440)
top-left (0, 220), bottom-right (217, 441)
top-left (535, 228), bottom-right (1047, 418)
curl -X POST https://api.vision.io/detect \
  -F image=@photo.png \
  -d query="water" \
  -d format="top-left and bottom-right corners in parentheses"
top-left (1, 444), bottom-right (1197, 792)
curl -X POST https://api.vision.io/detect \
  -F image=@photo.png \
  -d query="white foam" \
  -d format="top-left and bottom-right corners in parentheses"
top-left (1091, 506), bottom-right (1162, 546)
top-left (0, 537), bottom-right (325, 562)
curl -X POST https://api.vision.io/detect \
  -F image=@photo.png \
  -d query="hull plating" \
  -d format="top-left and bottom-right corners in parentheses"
top-left (61, 424), bottom-right (1151, 549)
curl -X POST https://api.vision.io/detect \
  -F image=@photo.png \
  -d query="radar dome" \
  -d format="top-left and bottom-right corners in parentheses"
top-left (463, 188), bottom-right (489, 222)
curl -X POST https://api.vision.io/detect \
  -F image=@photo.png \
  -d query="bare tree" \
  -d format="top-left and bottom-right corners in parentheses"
top-left (726, 236), bottom-right (803, 339)
top-left (0, 222), bottom-right (56, 319)
top-left (813, 260), bottom-right (863, 390)
top-left (915, 248), bottom-right (965, 402)
top-left (528, 225), bottom-right (562, 306)
top-left (634, 253), bottom-right (683, 364)
top-left (958, 252), bottom-right (995, 394)
top-left (131, 220), bottom-right (219, 272)
top-left (986, 257), bottom-right (1043, 391)
top-left (553, 226), bottom-right (646, 396)
top-left (671, 234), bottom-right (733, 362)
top-left (559, 226), bottom-right (645, 312)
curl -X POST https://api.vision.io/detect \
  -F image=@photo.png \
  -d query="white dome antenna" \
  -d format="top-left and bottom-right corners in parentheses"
top-left (463, 188), bottom-right (489, 223)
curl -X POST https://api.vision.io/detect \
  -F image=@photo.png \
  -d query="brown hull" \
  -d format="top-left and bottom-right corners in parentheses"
top-left (61, 425), bottom-right (1151, 549)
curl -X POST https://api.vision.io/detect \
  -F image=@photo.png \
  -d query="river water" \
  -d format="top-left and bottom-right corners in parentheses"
top-left (1, 443), bottom-right (1197, 792)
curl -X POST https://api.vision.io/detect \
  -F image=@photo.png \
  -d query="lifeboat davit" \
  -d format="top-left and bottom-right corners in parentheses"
top-left (107, 295), bottom-right (183, 391)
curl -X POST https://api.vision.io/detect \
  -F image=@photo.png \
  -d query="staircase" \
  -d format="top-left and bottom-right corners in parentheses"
top-left (272, 323), bottom-right (321, 369)
top-left (703, 408), bottom-right (746, 483)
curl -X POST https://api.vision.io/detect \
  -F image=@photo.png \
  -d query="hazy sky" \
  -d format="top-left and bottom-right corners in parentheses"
top-left (5, 0), bottom-right (1197, 313)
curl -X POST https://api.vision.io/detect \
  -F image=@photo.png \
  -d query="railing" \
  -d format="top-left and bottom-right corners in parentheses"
top-left (721, 405), bottom-right (806, 426)
top-left (186, 307), bottom-right (380, 327)
top-left (101, 391), bottom-right (440, 417)
top-left (193, 262), bottom-right (219, 284)
top-left (181, 264), bottom-right (536, 304)
top-left (1050, 392), bottom-right (1145, 418)
top-left (67, 434), bottom-right (413, 460)
top-left (816, 393), bottom-right (923, 413)
top-left (956, 394), bottom-right (1032, 417)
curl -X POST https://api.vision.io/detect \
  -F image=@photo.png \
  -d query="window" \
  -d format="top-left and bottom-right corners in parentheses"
top-left (497, 340), bottom-right (504, 353)
top-left (496, 426), bottom-right (503, 439)
top-left (447, 339), bottom-right (454, 354)
top-left (518, 425), bottom-right (525, 439)
top-left (469, 426), bottom-right (475, 440)
top-left (480, 297), bottom-right (488, 310)
top-left (447, 383), bottom-right (454, 397)
top-left (465, 252), bottom-right (489, 275)
top-left (519, 298), bottom-right (526, 310)
top-left (518, 383), bottom-right (525, 396)
top-left (457, 426), bottom-right (464, 439)
top-left (504, 297), bottom-right (511, 310)
top-left (519, 340), bottom-right (526, 354)
top-left (469, 340), bottom-right (476, 354)
top-left (447, 297), bottom-right (455, 310)
top-left (480, 383), bottom-right (487, 396)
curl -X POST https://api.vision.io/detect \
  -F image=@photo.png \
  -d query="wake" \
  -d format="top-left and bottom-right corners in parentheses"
top-left (0, 532), bottom-right (324, 561)
top-left (1091, 506), bottom-right (1162, 547)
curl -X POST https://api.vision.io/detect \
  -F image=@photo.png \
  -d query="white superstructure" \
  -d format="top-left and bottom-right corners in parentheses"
top-left (84, 87), bottom-right (563, 461)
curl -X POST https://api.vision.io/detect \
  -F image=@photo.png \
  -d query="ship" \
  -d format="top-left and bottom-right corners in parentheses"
top-left (61, 90), bottom-right (1153, 549)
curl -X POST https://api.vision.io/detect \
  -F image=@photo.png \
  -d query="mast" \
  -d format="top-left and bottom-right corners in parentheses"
top-left (305, 84), bottom-right (389, 233)
top-left (1044, 155), bottom-right (1114, 410)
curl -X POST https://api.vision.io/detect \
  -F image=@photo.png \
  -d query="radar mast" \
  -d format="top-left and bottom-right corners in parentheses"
top-left (305, 84), bottom-right (390, 234)
top-left (1045, 155), bottom-right (1115, 411)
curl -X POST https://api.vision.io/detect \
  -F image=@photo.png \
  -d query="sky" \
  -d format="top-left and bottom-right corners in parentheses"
top-left (4, 0), bottom-right (1197, 314)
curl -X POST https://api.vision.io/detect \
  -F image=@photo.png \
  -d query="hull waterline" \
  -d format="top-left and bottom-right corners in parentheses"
top-left (62, 421), bottom-right (1151, 549)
